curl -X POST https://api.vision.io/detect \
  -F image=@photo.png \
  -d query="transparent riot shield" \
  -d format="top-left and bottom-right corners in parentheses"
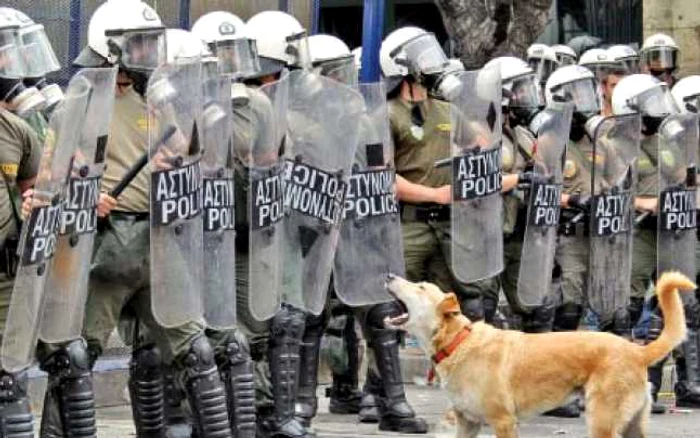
top-left (450, 67), bottom-right (504, 283)
top-left (333, 82), bottom-right (401, 307)
top-left (1, 75), bottom-right (91, 371)
top-left (588, 114), bottom-right (641, 324)
top-left (657, 113), bottom-right (699, 279)
top-left (517, 103), bottom-right (573, 308)
top-left (245, 71), bottom-right (289, 321)
top-left (201, 76), bottom-right (236, 329)
top-left (40, 67), bottom-right (118, 344)
top-left (148, 58), bottom-right (205, 328)
top-left (282, 70), bottom-right (364, 315)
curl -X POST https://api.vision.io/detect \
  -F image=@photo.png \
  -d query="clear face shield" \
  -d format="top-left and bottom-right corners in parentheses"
top-left (107, 27), bottom-right (167, 72)
top-left (615, 56), bottom-right (639, 74)
top-left (285, 30), bottom-right (312, 70)
top-left (19, 23), bottom-right (60, 77)
top-left (551, 78), bottom-right (601, 116)
top-left (214, 37), bottom-right (261, 79)
top-left (0, 27), bottom-right (26, 80)
top-left (528, 57), bottom-right (558, 85)
top-left (641, 47), bottom-right (678, 74)
top-left (312, 55), bottom-right (357, 87)
top-left (395, 33), bottom-right (449, 76)
top-left (0, 26), bottom-right (46, 115)
top-left (628, 84), bottom-right (679, 117)
top-left (507, 73), bottom-right (543, 108)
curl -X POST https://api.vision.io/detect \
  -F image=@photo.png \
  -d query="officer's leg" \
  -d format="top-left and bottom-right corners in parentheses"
top-left (0, 274), bottom-right (34, 437)
top-left (401, 220), bottom-right (437, 283)
top-left (358, 302), bottom-right (427, 434)
top-left (326, 299), bottom-right (363, 415)
top-left (135, 291), bottom-right (232, 438)
top-left (294, 309), bottom-right (327, 428)
top-left (543, 234), bottom-right (585, 418)
top-left (37, 340), bottom-right (97, 438)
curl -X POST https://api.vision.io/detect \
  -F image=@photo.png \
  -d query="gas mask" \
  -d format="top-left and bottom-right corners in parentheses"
top-left (570, 111), bottom-right (601, 142)
top-left (504, 73), bottom-right (543, 128)
top-left (425, 70), bottom-right (462, 101)
top-left (108, 27), bottom-right (167, 97)
top-left (0, 77), bottom-right (45, 116)
top-left (24, 76), bottom-right (62, 110)
top-left (393, 33), bottom-right (451, 90)
top-left (230, 82), bottom-right (249, 107)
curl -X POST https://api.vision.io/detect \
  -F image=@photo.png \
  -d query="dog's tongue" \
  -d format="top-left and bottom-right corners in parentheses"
top-left (384, 313), bottom-right (410, 328)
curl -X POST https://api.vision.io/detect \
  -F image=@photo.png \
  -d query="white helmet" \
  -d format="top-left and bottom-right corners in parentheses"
top-left (611, 73), bottom-right (678, 116)
top-left (578, 48), bottom-right (617, 80)
top-left (552, 44), bottom-right (577, 66)
top-left (526, 43), bottom-right (559, 85)
top-left (544, 65), bottom-right (600, 115)
top-left (246, 10), bottom-right (309, 74)
top-left (672, 76), bottom-right (700, 113)
top-left (191, 11), bottom-right (259, 79)
top-left (0, 7), bottom-right (60, 77)
top-left (165, 29), bottom-right (204, 62)
top-left (483, 56), bottom-right (541, 109)
top-left (607, 44), bottom-right (638, 73)
top-left (307, 34), bottom-right (356, 86)
top-left (380, 26), bottom-right (448, 79)
top-left (640, 33), bottom-right (679, 72)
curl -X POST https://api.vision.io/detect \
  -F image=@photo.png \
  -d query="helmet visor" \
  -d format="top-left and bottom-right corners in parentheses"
top-left (111, 27), bottom-right (166, 71)
top-left (286, 31), bottom-right (312, 70)
top-left (528, 58), bottom-right (558, 83)
top-left (0, 28), bottom-right (25, 78)
top-left (19, 24), bottom-right (60, 76)
top-left (400, 33), bottom-right (448, 75)
top-left (507, 73), bottom-right (543, 108)
top-left (313, 55), bottom-right (357, 87)
top-left (629, 84), bottom-right (678, 116)
top-left (614, 56), bottom-right (639, 74)
top-left (557, 53), bottom-right (577, 66)
top-left (641, 47), bottom-right (677, 71)
top-left (551, 78), bottom-right (601, 115)
top-left (214, 38), bottom-right (260, 79)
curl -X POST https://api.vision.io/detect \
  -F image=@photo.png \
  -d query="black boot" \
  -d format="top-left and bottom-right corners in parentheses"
top-left (542, 400), bottom-right (581, 418)
top-left (357, 372), bottom-right (380, 424)
top-left (520, 299), bottom-right (555, 334)
top-left (325, 303), bottom-right (362, 415)
top-left (216, 330), bottom-right (256, 438)
top-left (163, 365), bottom-right (192, 438)
top-left (294, 313), bottom-right (323, 428)
top-left (179, 336), bottom-right (232, 438)
top-left (39, 340), bottom-right (97, 437)
top-left (129, 344), bottom-right (166, 437)
top-left (262, 306), bottom-right (309, 438)
top-left (675, 329), bottom-right (700, 407)
top-left (0, 370), bottom-right (34, 437)
top-left (367, 322), bottom-right (427, 433)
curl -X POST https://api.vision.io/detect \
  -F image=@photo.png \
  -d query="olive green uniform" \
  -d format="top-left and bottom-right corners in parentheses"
top-left (391, 97), bottom-right (498, 320)
top-left (82, 87), bottom-right (203, 363)
top-left (0, 109), bottom-right (42, 337)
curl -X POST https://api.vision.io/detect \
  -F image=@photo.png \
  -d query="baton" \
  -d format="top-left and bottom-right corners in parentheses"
top-left (108, 125), bottom-right (177, 198)
top-left (434, 158), bottom-right (452, 169)
top-left (634, 211), bottom-right (651, 226)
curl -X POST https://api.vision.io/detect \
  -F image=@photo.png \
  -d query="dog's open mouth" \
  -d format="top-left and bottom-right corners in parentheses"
top-left (384, 284), bottom-right (410, 329)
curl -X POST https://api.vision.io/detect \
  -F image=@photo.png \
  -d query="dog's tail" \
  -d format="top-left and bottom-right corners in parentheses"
top-left (641, 272), bottom-right (696, 366)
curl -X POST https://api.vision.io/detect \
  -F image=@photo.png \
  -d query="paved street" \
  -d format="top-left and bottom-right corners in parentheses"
top-left (80, 385), bottom-right (699, 437)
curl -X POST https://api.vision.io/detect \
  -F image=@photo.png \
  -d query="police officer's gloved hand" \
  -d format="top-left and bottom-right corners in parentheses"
top-left (517, 171), bottom-right (552, 189)
top-left (568, 193), bottom-right (591, 212)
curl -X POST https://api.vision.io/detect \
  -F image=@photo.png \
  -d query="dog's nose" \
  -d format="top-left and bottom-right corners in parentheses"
top-left (387, 273), bottom-right (396, 281)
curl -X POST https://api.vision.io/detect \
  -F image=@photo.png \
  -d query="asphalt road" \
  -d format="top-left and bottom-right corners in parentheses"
top-left (83, 385), bottom-right (699, 437)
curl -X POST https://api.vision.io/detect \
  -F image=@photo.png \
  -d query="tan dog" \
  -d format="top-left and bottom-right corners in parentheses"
top-left (384, 272), bottom-right (696, 438)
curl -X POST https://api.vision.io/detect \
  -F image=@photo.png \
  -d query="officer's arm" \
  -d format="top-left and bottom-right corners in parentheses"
top-left (396, 175), bottom-right (451, 205)
top-left (502, 174), bottom-right (519, 192)
top-left (634, 196), bottom-right (657, 213)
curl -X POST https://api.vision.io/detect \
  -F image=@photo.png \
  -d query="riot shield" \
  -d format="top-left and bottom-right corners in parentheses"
top-left (40, 67), bottom-right (118, 344)
top-left (333, 82), bottom-right (401, 307)
top-left (450, 67), bottom-right (504, 283)
top-left (201, 76), bottom-right (236, 330)
top-left (517, 103), bottom-right (573, 308)
top-left (1, 75), bottom-right (91, 372)
top-left (282, 70), bottom-right (364, 315)
top-left (588, 114), bottom-right (641, 324)
top-left (148, 58), bottom-right (205, 328)
top-left (657, 113), bottom-right (699, 279)
top-left (245, 71), bottom-right (289, 321)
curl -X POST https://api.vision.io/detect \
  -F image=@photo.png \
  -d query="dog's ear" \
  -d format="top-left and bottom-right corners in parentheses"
top-left (438, 293), bottom-right (461, 318)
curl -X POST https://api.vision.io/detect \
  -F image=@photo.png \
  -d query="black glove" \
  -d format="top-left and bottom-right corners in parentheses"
top-left (517, 171), bottom-right (552, 188)
top-left (567, 193), bottom-right (591, 212)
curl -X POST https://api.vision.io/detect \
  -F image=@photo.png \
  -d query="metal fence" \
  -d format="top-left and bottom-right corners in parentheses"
top-left (557, 0), bottom-right (642, 45)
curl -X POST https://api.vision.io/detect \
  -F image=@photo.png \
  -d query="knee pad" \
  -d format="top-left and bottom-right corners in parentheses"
top-left (459, 296), bottom-right (484, 322)
top-left (304, 311), bottom-right (327, 339)
top-left (0, 370), bottom-right (29, 403)
top-left (131, 343), bottom-right (162, 376)
top-left (522, 300), bottom-right (555, 333)
top-left (182, 336), bottom-right (217, 375)
top-left (553, 303), bottom-right (582, 331)
top-left (270, 306), bottom-right (306, 342)
top-left (40, 339), bottom-right (91, 379)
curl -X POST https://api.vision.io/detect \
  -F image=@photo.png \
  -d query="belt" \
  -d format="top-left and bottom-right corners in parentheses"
top-left (557, 209), bottom-right (589, 237)
top-left (400, 203), bottom-right (450, 222)
top-left (110, 211), bottom-right (149, 222)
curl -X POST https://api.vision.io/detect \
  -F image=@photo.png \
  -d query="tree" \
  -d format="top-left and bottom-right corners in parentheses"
top-left (433, 0), bottom-right (554, 69)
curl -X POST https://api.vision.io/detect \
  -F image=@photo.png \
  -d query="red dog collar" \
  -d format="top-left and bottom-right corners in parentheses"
top-left (427, 326), bottom-right (470, 383)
